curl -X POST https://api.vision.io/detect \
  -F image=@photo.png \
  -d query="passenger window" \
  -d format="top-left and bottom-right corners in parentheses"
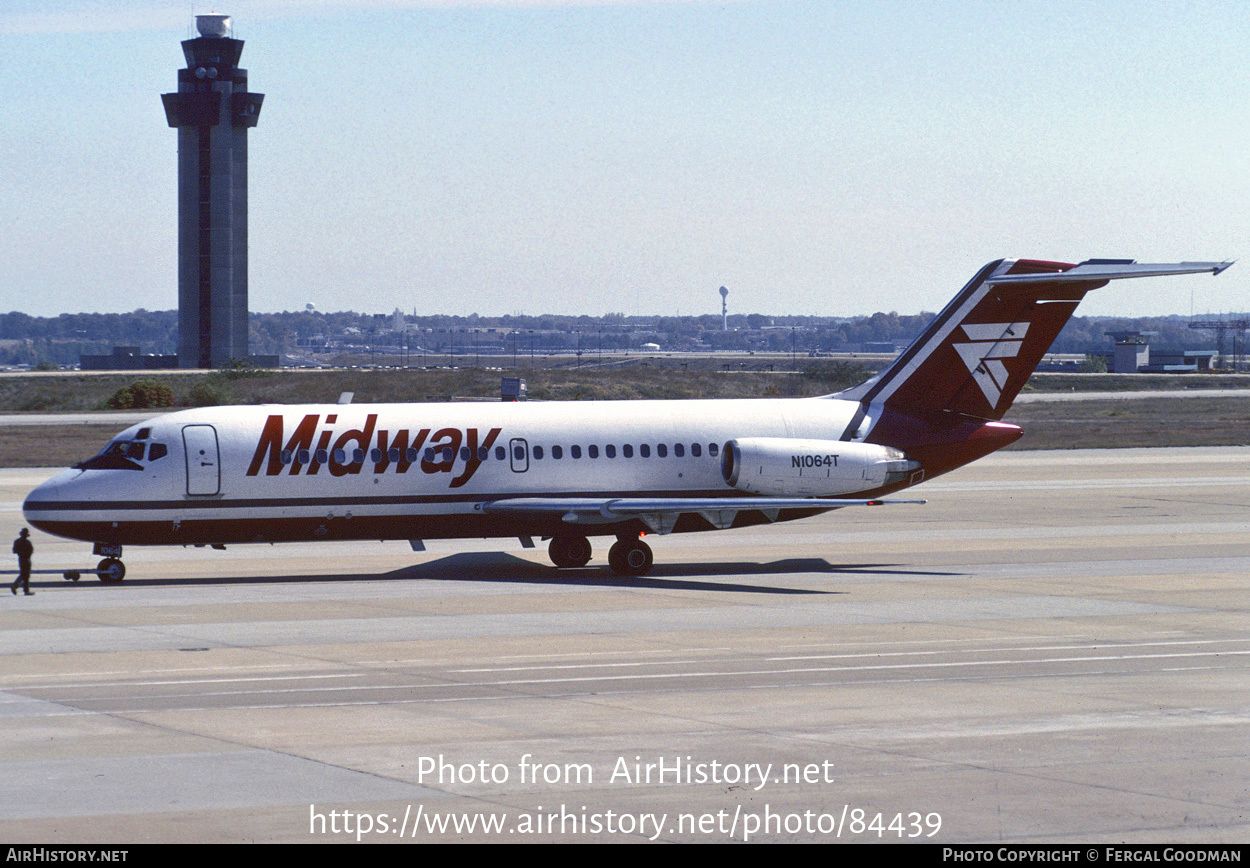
top-left (657, 444), bottom-right (667, 458)
top-left (589, 445), bottom-right (599, 459)
top-left (692, 443), bottom-right (701, 457)
top-left (149, 443), bottom-right (168, 461)
top-left (605, 445), bottom-right (615, 458)
top-left (571, 445), bottom-right (581, 459)
top-left (552, 446), bottom-right (562, 459)
top-left (709, 443), bottom-right (719, 457)
top-left (639, 444), bottom-right (650, 458)
top-left (460, 447), bottom-right (471, 461)
top-left (478, 447), bottom-right (489, 461)
top-left (332, 449), bottom-right (346, 464)
top-left (533, 446), bottom-right (544, 460)
top-left (390, 448), bottom-right (401, 462)
top-left (406, 448), bottom-right (418, 462)
top-left (353, 449), bottom-right (365, 463)
top-left (674, 443), bottom-right (684, 457)
top-left (623, 444), bottom-right (633, 458)
top-left (315, 449), bottom-right (328, 463)
top-left (297, 449), bottom-right (310, 464)
top-left (513, 445), bottom-right (524, 461)
top-left (496, 446), bottom-right (506, 460)
top-left (370, 448), bottom-right (383, 462)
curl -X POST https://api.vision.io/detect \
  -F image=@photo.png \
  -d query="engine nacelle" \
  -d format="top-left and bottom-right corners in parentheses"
top-left (721, 438), bottom-right (921, 497)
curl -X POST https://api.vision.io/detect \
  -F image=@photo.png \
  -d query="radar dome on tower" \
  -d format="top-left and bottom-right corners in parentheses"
top-left (196, 14), bottom-right (231, 38)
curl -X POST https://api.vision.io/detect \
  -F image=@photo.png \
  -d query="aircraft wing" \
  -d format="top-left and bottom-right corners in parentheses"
top-left (481, 496), bottom-right (924, 534)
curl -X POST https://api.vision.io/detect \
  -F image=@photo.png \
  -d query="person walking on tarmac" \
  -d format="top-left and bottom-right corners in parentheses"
top-left (11, 528), bottom-right (33, 595)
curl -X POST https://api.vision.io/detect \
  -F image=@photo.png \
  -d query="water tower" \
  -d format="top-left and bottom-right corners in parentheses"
top-left (719, 286), bottom-right (729, 331)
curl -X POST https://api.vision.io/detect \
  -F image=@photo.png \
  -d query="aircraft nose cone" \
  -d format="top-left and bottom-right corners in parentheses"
top-left (22, 472), bottom-right (71, 528)
top-left (24, 475), bottom-right (60, 505)
top-left (22, 468), bottom-right (103, 543)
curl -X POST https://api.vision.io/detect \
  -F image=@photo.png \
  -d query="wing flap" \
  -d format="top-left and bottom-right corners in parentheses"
top-left (480, 496), bottom-right (926, 531)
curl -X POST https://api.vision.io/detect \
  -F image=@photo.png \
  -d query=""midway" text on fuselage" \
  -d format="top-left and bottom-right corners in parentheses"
top-left (246, 412), bottom-right (502, 488)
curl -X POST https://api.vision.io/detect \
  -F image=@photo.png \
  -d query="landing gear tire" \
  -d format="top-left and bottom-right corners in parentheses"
top-left (608, 538), bottom-right (653, 577)
top-left (97, 558), bottom-right (125, 584)
top-left (549, 535), bottom-right (592, 569)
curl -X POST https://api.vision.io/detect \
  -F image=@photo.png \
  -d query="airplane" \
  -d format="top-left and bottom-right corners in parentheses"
top-left (22, 258), bottom-right (1231, 582)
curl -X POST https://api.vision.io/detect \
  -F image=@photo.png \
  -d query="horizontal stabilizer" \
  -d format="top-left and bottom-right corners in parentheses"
top-left (989, 260), bottom-right (1233, 284)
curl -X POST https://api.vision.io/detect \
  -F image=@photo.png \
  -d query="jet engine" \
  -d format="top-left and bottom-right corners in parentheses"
top-left (721, 438), bottom-right (921, 497)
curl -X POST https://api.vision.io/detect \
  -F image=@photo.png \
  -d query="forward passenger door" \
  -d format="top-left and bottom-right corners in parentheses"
top-left (182, 424), bottom-right (220, 496)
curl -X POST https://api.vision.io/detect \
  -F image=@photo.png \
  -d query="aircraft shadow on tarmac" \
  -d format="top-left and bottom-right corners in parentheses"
top-left (36, 552), bottom-right (961, 594)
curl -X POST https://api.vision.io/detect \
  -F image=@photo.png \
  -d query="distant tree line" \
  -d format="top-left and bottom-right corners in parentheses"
top-left (0, 307), bottom-right (1239, 367)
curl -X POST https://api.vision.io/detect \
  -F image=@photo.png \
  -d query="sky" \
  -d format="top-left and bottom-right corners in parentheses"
top-left (2, 0), bottom-right (1249, 319)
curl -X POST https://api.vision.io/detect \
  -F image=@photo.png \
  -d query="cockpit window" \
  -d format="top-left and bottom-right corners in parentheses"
top-left (76, 434), bottom-right (165, 470)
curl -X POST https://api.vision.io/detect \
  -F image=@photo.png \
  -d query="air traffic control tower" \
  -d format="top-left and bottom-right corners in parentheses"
top-left (161, 14), bottom-right (263, 368)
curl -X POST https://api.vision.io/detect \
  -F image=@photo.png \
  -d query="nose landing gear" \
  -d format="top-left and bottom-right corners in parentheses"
top-left (96, 558), bottom-right (126, 584)
top-left (60, 556), bottom-right (126, 584)
top-left (66, 544), bottom-right (127, 584)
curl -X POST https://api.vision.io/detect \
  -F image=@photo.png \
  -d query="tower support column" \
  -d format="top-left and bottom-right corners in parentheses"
top-left (162, 14), bottom-right (263, 368)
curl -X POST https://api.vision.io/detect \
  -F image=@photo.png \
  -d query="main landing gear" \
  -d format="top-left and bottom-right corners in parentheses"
top-left (548, 534), bottom-right (593, 569)
top-left (546, 534), bottom-right (654, 576)
top-left (607, 535), bottom-right (653, 577)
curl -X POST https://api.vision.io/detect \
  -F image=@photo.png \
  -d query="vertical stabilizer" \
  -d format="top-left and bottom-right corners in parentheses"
top-left (835, 258), bottom-right (1231, 422)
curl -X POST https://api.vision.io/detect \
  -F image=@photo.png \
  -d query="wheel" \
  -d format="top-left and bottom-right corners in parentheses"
top-left (549, 535), bottom-right (592, 568)
top-left (97, 558), bottom-right (125, 584)
top-left (549, 536), bottom-right (571, 568)
top-left (607, 538), bottom-right (653, 576)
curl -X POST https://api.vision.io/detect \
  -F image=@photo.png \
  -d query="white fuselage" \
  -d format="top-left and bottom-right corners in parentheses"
top-left (25, 397), bottom-right (866, 546)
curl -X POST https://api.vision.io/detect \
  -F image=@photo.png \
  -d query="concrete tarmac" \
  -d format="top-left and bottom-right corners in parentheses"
top-left (0, 447), bottom-right (1247, 843)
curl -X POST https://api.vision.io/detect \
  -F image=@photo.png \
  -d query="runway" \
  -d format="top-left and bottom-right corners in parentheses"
top-left (0, 447), bottom-right (1247, 842)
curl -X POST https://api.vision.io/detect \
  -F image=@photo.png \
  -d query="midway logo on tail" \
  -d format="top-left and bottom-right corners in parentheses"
top-left (953, 321), bottom-right (1030, 409)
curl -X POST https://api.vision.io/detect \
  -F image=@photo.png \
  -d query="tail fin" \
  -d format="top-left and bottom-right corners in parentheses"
top-left (836, 258), bottom-right (1231, 421)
